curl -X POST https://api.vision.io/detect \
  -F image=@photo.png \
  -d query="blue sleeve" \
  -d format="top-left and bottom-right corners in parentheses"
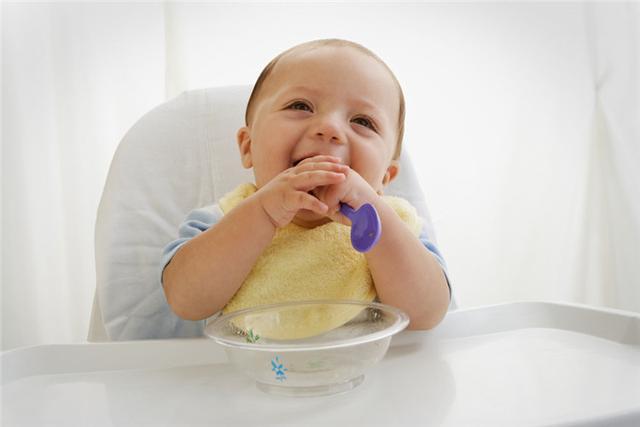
top-left (160, 204), bottom-right (224, 282)
top-left (418, 223), bottom-right (456, 310)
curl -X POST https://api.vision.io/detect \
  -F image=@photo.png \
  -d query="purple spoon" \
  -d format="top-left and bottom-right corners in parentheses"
top-left (340, 203), bottom-right (382, 252)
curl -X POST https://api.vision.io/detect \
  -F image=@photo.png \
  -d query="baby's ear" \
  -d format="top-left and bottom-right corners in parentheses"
top-left (382, 160), bottom-right (399, 186)
top-left (236, 127), bottom-right (253, 169)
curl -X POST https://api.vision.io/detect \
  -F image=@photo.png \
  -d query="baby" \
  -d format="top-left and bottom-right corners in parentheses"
top-left (162, 39), bottom-right (451, 330)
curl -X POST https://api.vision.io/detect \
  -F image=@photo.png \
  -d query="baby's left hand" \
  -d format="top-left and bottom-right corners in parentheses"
top-left (313, 167), bottom-right (380, 226)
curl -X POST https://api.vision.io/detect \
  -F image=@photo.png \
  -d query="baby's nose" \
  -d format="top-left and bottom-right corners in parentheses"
top-left (314, 115), bottom-right (345, 144)
top-left (316, 131), bottom-right (340, 143)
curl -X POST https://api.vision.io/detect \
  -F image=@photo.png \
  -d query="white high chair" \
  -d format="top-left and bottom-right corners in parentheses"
top-left (89, 85), bottom-right (443, 342)
top-left (10, 84), bottom-right (635, 424)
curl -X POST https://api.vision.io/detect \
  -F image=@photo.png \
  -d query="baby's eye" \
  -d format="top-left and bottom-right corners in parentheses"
top-left (352, 116), bottom-right (376, 131)
top-left (287, 101), bottom-right (313, 112)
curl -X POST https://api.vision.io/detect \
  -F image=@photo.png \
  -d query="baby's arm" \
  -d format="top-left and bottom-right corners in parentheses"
top-left (318, 168), bottom-right (449, 330)
top-left (365, 199), bottom-right (450, 330)
top-left (162, 156), bottom-right (347, 320)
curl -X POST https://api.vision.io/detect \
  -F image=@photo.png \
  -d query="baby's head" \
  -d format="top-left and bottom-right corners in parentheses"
top-left (237, 39), bottom-right (405, 193)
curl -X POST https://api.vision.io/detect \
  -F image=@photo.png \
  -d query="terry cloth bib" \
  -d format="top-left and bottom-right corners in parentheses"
top-left (219, 183), bottom-right (422, 339)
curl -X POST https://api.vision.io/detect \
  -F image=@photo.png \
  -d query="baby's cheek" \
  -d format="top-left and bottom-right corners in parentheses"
top-left (363, 172), bottom-right (385, 194)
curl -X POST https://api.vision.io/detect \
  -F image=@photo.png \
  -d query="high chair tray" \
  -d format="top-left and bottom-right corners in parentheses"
top-left (3, 301), bottom-right (639, 426)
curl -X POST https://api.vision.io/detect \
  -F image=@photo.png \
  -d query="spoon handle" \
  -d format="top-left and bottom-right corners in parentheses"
top-left (339, 203), bottom-right (356, 219)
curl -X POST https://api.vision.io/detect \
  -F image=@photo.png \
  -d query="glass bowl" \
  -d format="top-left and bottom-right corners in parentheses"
top-left (205, 300), bottom-right (409, 397)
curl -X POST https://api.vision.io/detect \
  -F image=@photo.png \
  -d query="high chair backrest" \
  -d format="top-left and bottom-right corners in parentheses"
top-left (90, 86), bottom-right (440, 341)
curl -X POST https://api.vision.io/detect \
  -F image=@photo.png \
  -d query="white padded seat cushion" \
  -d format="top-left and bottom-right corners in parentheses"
top-left (95, 85), bottom-right (438, 340)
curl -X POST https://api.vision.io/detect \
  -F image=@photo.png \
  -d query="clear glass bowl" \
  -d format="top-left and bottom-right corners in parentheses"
top-left (205, 300), bottom-right (409, 397)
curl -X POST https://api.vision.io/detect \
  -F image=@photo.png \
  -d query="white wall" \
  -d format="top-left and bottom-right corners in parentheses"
top-left (3, 2), bottom-right (638, 350)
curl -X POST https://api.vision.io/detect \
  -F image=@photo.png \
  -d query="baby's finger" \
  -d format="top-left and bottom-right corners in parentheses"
top-left (293, 170), bottom-right (346, 192)
top-left (297, 155), bottom-right (342, 166)
top-left (317, 181), bottom-right (345, 209)
top-left (328, 210), bottom-right (351, 226)
top-left (295, 161), bottom-right (349, 174)
top-left (289, 191), bottom-right (329, 215)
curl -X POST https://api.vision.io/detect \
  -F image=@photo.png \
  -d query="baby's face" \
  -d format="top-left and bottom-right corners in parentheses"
top-left (238, 45), bottom-right (400, 195)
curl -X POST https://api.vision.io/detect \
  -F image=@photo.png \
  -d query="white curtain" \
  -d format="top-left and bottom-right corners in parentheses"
top-left (2, 2), bottom-right (638, 350)
top-left (2, 3), bottom-right (166, 349)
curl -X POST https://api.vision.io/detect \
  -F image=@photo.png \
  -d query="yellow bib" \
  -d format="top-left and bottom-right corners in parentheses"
top-left (220, 183), bottom-right (422, 339)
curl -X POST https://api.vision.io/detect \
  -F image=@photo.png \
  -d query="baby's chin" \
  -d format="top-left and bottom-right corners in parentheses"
top-left (292, 209), bottom-right (333, 229)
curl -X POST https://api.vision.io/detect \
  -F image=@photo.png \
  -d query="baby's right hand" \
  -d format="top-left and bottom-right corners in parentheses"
top-left (254, 155), bottom-right (348, 228)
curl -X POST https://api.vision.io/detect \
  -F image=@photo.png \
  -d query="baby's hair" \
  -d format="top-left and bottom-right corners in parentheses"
top-left (244, 39), bottom-right (405, 160)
